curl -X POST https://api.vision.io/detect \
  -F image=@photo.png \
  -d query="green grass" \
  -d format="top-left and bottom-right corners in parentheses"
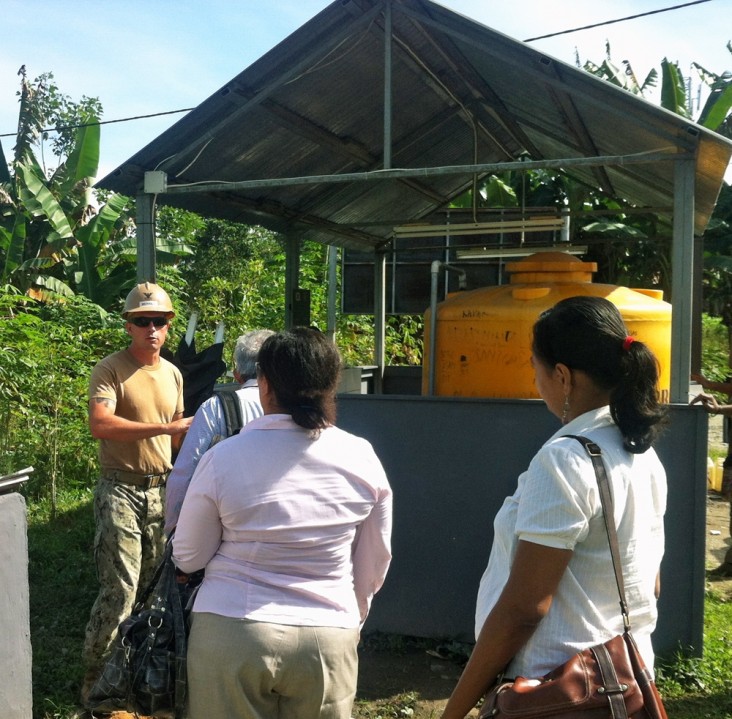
top-left (656, 588), bottom-right (732, 718)
top-left (27, 489), bottom-right (97, 719)
top-left (24, 490), bottom-right (732, 719)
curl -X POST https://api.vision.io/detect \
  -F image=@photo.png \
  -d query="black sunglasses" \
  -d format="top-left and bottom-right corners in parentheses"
top-left (129, 316), bottom-right (169, 328)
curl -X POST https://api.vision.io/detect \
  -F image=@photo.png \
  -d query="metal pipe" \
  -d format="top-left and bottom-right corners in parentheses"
top-left (383, 0), bottom-right (392, 170)
top-left (428, 261), bottom-right (467, 395)
top-left (164, 151), bottom-right (689, 195)
top-left (327, 245), bottom-right (338, 342)
top-left (373, 250), bottom-right (386, 393)
top-left (135, 193), bottom-right (156, 281)
top-left (670, 157), bottom-right (696, 403)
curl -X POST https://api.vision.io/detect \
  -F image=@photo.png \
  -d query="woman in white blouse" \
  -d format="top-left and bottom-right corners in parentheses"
top-left (173, 328), bottom-right (392, 719)
top-left (441, 296), bottom-right (668, 719)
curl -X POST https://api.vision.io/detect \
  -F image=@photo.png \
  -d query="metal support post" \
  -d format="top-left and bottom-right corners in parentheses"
top-left (135, 193), bottom-right (157, 282)
top-left (670, 157), bottom-right (696, 403)
top-left (383, 0), bottom-right (392, 170)
top-left (427, 262), bottom-right (467, 395)
top-left (691, 235), bottom-right (704, 375)
top-left (327, 245), bottom-right (338, 343)
top-left (373, 249), bottom-right (386, 393)
top-left (284, 233), bottom-right (301, 329)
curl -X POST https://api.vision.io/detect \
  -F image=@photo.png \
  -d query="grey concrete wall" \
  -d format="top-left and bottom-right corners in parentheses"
top-left (0, 493), bottom-right (33, 718)
top-left (336, 395), bottom-right (707, 658)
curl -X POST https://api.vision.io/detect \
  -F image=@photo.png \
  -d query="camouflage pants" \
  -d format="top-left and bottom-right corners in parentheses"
top-left (82, 477), bottom-right (165, 672)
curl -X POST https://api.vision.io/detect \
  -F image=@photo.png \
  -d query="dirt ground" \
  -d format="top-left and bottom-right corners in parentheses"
top-left (354, 424), bottom-right (732, 719)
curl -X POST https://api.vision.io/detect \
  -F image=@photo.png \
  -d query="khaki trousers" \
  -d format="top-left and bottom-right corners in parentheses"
top-left (187, 613), bottom-right (359, 719)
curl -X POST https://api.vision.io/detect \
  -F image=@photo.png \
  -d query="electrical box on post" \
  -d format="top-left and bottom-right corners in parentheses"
top-left (144, 171), bottom-right (167, 194)
top-left (292, 289), bottom-right (311, 327)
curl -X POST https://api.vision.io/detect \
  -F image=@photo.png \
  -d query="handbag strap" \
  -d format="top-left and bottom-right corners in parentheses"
top-left (563, 435), bottom-right (631, 632)
top-left (134, 540), bottom-right (175, 610)
top-left (143, 539), bottom-right (188, 718)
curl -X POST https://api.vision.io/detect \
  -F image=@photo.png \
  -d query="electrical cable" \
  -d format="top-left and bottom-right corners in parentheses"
top-left (523, 0), bottom-right (713, 42)
top-left (0, 1), bottom-right (715, 139)
top-left (0, 107), bottom-right (194, 138)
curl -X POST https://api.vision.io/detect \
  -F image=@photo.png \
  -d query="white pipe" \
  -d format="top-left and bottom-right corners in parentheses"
top-left (428, 262), bottom-right (467, 395)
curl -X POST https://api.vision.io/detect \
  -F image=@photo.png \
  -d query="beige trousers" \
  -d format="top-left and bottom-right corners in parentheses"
top-left (187, 613), bottom-right (359, 719)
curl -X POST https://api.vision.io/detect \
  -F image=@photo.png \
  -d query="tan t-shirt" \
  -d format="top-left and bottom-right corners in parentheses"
top-left (89, 349), bottom-right (185, 475)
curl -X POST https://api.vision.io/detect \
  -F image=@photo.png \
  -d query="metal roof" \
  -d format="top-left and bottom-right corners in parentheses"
top-left (98, 0), bottom-right (732, 248)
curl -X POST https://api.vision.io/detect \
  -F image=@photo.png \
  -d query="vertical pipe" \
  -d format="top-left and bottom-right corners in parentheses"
top-left (428, 261), bottom-right (440, 395)
top-left (327, 244), bottom-right (338, 343)
top-left (284, 233), bottom-right (301, 330)
top-left (560, 211), bottom-right (571, 243)
top-left (427, 262), bottom-right (466, 396)
top-left (374, 249), bottom-right (386, 393)
top-left (690, 235), bottom-right (704, 375)
top-left (670, 156), bottom-right (696, 403)
top-left (135, 193), bottom-right (156, 282)
top-left (383, 0), bottom-right (392, 170)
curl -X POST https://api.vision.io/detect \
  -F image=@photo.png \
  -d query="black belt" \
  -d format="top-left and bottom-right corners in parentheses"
top-left (104, 469), bottom-right (169, 489)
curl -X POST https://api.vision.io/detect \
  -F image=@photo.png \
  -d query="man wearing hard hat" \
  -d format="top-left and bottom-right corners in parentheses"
top-left (80, 282), bottom-right (193, 711)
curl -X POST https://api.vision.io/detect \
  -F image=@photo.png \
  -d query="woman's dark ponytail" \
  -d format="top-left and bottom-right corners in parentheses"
top-left (610, 339), bottom-right (668, 452)
top-left (532, 296), bottom-right (667, 453)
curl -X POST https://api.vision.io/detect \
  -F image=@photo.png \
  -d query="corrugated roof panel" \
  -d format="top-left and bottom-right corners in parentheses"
top-left (98, 0), bottom-right (732, 249)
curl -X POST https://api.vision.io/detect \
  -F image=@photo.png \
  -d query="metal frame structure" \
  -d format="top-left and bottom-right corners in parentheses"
top-left (98, 0), bottom-right (731, 402)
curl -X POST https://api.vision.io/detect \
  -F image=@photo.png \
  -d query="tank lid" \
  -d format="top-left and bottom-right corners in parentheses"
top-left (505, 251), bottom-right (597, 274)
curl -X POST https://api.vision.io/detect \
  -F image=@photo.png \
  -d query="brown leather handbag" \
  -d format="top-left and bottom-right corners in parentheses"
top-left (479, 436), bottom-right (668, 719)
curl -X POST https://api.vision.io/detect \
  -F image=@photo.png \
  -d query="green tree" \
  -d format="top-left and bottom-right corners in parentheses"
top-left (577, 43), bottom-right (732, 298)
top-left (0, 289), bottom-right (119, 509)
top-left (0, 70), bottom-right (194, 309)
top-left (0, 68), bottom-right (133, 301)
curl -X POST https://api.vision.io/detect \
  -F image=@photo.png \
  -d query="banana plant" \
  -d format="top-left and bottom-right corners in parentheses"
top-left (659, 58), bottom-right (691, 118)
top-left (694, 42), bottom-right (732, 138)
top-left (1, 70), bottom-right (193, 309)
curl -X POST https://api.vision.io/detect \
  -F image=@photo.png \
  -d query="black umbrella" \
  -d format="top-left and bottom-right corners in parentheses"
top-left (161, 315), bottom-right (227, 417)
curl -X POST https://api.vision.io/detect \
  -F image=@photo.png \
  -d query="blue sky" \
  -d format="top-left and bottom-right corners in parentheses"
top-left (1, 0), bottom-right (730, 180)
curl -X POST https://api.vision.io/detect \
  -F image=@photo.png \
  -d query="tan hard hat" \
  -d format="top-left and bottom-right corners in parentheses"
top-left (122, 282), bottom-right (175, 318)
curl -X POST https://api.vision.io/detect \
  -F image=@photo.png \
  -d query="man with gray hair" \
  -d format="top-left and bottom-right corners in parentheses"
top-left (164, 329), bottom-right (274, 534)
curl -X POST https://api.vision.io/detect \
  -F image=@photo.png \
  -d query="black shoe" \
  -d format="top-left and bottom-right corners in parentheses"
top-left (707, 562), bottom-right (732, 578)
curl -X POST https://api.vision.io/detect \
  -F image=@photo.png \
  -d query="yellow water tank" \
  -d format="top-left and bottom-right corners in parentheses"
top-left (422, 252), bottom-right (671, 400)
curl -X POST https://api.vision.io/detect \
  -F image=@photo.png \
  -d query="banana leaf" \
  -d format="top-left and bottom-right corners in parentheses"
top-left (1, 217), bottom-right (27, 281)
top-left (660, 59), bottom-right (691, 118)
top-left (74, 193), bottom-right (129, 301)
top-left (56, 121), bottom-right (101, 197)
top-left (697, 76), bottom-right (732, 133)
top-left (0, 139), bottom-right (11, 185)
top-left (15, 164), bottom-right (74, 240)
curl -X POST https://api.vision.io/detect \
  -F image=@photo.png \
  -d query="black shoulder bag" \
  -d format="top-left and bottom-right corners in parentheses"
top-left (87, 540), bottom-right (188, 718)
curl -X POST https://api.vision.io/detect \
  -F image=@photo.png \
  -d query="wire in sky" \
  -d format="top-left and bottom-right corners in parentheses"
top-left (0, 107), bottom-right (194, 139)
top-left (523, 0), bottom-right (713, 42)
top-left (0, 1), bottom-right (715, 139)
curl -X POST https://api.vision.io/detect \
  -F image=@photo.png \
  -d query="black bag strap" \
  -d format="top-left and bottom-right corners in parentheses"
top-left (215, 388), bottom-right (243, 438)
top-left (145, 539), bottom-right (188, 718)
top-left (563, 435), bottom-right (631, 632)
top-left (167, 555), bottom-right (188, 718)
top-left (133, 541), bottom-right (174, 611)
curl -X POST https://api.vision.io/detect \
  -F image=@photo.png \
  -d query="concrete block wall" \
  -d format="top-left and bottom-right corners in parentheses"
top-left (0, 493), bottom-right (33, 718)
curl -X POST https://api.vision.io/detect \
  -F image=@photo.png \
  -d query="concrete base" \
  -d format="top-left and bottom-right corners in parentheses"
top-left (0, 493), bottom-right (33, 718)
top-left (337, 395), bottom-right (707, 658)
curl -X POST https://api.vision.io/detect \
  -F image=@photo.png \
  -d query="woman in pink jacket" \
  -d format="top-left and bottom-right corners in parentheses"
top-left (173, 327), bottom-right (393, 719)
